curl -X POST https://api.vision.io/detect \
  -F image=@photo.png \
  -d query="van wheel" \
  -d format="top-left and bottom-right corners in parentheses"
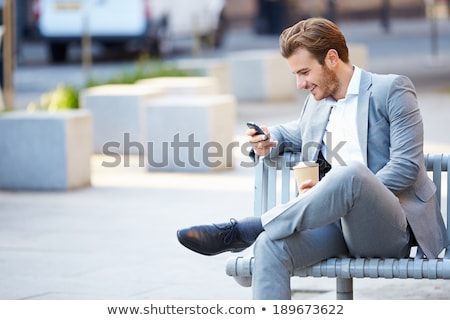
top-left (49, 42), bottom-right (68, 63)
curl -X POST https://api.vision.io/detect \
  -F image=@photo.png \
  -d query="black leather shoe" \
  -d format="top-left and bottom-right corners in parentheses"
top-left (177, 219), bottom-right (253, 256)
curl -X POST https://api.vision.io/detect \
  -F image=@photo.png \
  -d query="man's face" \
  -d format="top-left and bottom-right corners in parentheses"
top-left (287, 48), bottom-right (339, 101)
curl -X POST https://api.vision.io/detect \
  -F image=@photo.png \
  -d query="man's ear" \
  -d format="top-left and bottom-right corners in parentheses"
top-left (325, 49), bottom-right (339, 68)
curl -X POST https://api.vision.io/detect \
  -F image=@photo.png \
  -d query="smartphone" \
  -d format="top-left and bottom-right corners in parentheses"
top-left (247, 121), bottom-right (267, 138)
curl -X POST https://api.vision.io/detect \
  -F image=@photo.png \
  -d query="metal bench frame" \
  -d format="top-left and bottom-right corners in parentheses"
top-left (226, 153), bottom-right (450, 299)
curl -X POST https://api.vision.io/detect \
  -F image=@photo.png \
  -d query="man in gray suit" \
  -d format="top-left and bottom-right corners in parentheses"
top-left (177, 17), bottom-right (449, 299)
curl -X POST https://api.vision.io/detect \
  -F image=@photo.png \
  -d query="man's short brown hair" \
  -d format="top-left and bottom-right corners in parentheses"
top-left (279, 18), bottom-right (349, 65)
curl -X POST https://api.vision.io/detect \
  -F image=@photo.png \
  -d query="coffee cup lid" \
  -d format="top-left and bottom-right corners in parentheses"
top-left (293, 161), bottom-right (318, 169)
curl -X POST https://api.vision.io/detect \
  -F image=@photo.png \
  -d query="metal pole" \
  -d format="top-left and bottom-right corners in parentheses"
top-left (430, 3), bottom-right (438, 57)
top-left (426, 0), bottom-right (439, 59)
top-left (327, 0), bottom-right (337, 22)
top-left (2, 0), bottom-right (15, 110)
top-left (82, 2), bottom-right (92, 84)
top-left (380, 0), bottom-right (391, 33)
top-left (336, 278), bottom-right (353, 300)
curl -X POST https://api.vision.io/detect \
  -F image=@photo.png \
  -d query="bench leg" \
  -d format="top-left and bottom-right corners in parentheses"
top-left (336, 278), bottom-right (353, 300)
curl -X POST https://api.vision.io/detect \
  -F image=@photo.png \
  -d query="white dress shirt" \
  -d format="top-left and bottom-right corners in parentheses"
top-left (324, 66), bottom-right (365, 167)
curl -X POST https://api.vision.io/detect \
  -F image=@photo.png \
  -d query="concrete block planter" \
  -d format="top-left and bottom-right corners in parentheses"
top-left (173, 58), bottom-right (232, 94)
top-left (0, 110), bottom-right (92, 191)
top-left (135, 76), bottom-right (221, 96)
top-left (80, 84), bottom-right (163, 154)
top-left (227, 49), bottom-right (296, 101)
top-left (349, 44), bottom-right (368, 69)
top-left (143, 95), bottom-right (237, 172)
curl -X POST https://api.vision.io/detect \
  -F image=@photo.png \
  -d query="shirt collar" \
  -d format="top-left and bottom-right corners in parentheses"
top-left (347, 65), bottom-right (361, 96)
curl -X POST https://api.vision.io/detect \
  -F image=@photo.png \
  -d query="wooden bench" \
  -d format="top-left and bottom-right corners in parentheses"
top-left (226, 153), bottom-right (450, 299)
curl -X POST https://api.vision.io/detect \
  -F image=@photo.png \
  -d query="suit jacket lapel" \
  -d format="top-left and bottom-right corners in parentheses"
top-left (302, 100), bottom-right (332, 161)
top-left (357, 71), bottom-right (372, 165)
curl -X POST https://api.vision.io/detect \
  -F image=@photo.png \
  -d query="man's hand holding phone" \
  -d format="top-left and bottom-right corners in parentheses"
top-left (246, 122), bottom-right (277, 157)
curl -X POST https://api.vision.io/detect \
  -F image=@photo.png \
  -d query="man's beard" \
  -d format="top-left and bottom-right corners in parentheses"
top-left (321, 64), bottom-right (340, 100)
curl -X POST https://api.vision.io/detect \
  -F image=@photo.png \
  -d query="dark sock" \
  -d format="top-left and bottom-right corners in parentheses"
top-left (236, 216), bottom-right (264, 243)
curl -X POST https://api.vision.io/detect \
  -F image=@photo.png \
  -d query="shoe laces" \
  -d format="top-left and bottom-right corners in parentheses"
top-left (213, 218), bottom-right (239, 245)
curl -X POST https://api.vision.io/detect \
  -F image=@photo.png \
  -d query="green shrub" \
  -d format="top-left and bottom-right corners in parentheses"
top-left (29, 56), bottom-right (194, 111)
top-left (27, 84), bottom-right (79, 112)
top-left (86, 57), bottom-right (193, 87)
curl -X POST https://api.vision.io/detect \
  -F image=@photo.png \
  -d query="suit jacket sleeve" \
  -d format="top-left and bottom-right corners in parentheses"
top-left (371, 75), bottom-right (424, 194)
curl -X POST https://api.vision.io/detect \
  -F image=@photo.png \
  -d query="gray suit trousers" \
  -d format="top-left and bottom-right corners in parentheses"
top-left (253, 162), bottom-right (412, 299)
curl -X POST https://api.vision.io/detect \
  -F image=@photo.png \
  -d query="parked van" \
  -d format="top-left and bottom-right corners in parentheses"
top-left (32, 0), bottom-right (226, 62)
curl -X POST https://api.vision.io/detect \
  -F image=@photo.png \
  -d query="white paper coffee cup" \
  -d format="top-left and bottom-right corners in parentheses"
top-left (293, 161), bottom-right (319, 190)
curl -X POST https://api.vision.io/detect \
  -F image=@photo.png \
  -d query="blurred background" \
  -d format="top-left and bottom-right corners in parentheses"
top-left (0, 0), bottom-right (448, 109)
top-left (4, 0), bottom-right (447, 61)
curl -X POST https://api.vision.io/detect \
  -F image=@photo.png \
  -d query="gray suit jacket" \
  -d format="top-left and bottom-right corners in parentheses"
top-left (269, 69), bottom-right (449, 258)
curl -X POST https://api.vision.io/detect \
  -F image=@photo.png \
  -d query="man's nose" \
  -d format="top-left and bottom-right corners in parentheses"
top-left (296, 75), bottom-right (307, 90)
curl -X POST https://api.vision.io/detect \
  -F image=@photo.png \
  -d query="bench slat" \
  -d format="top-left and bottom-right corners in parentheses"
top-left (227, 256), bottom-right (450, 280)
